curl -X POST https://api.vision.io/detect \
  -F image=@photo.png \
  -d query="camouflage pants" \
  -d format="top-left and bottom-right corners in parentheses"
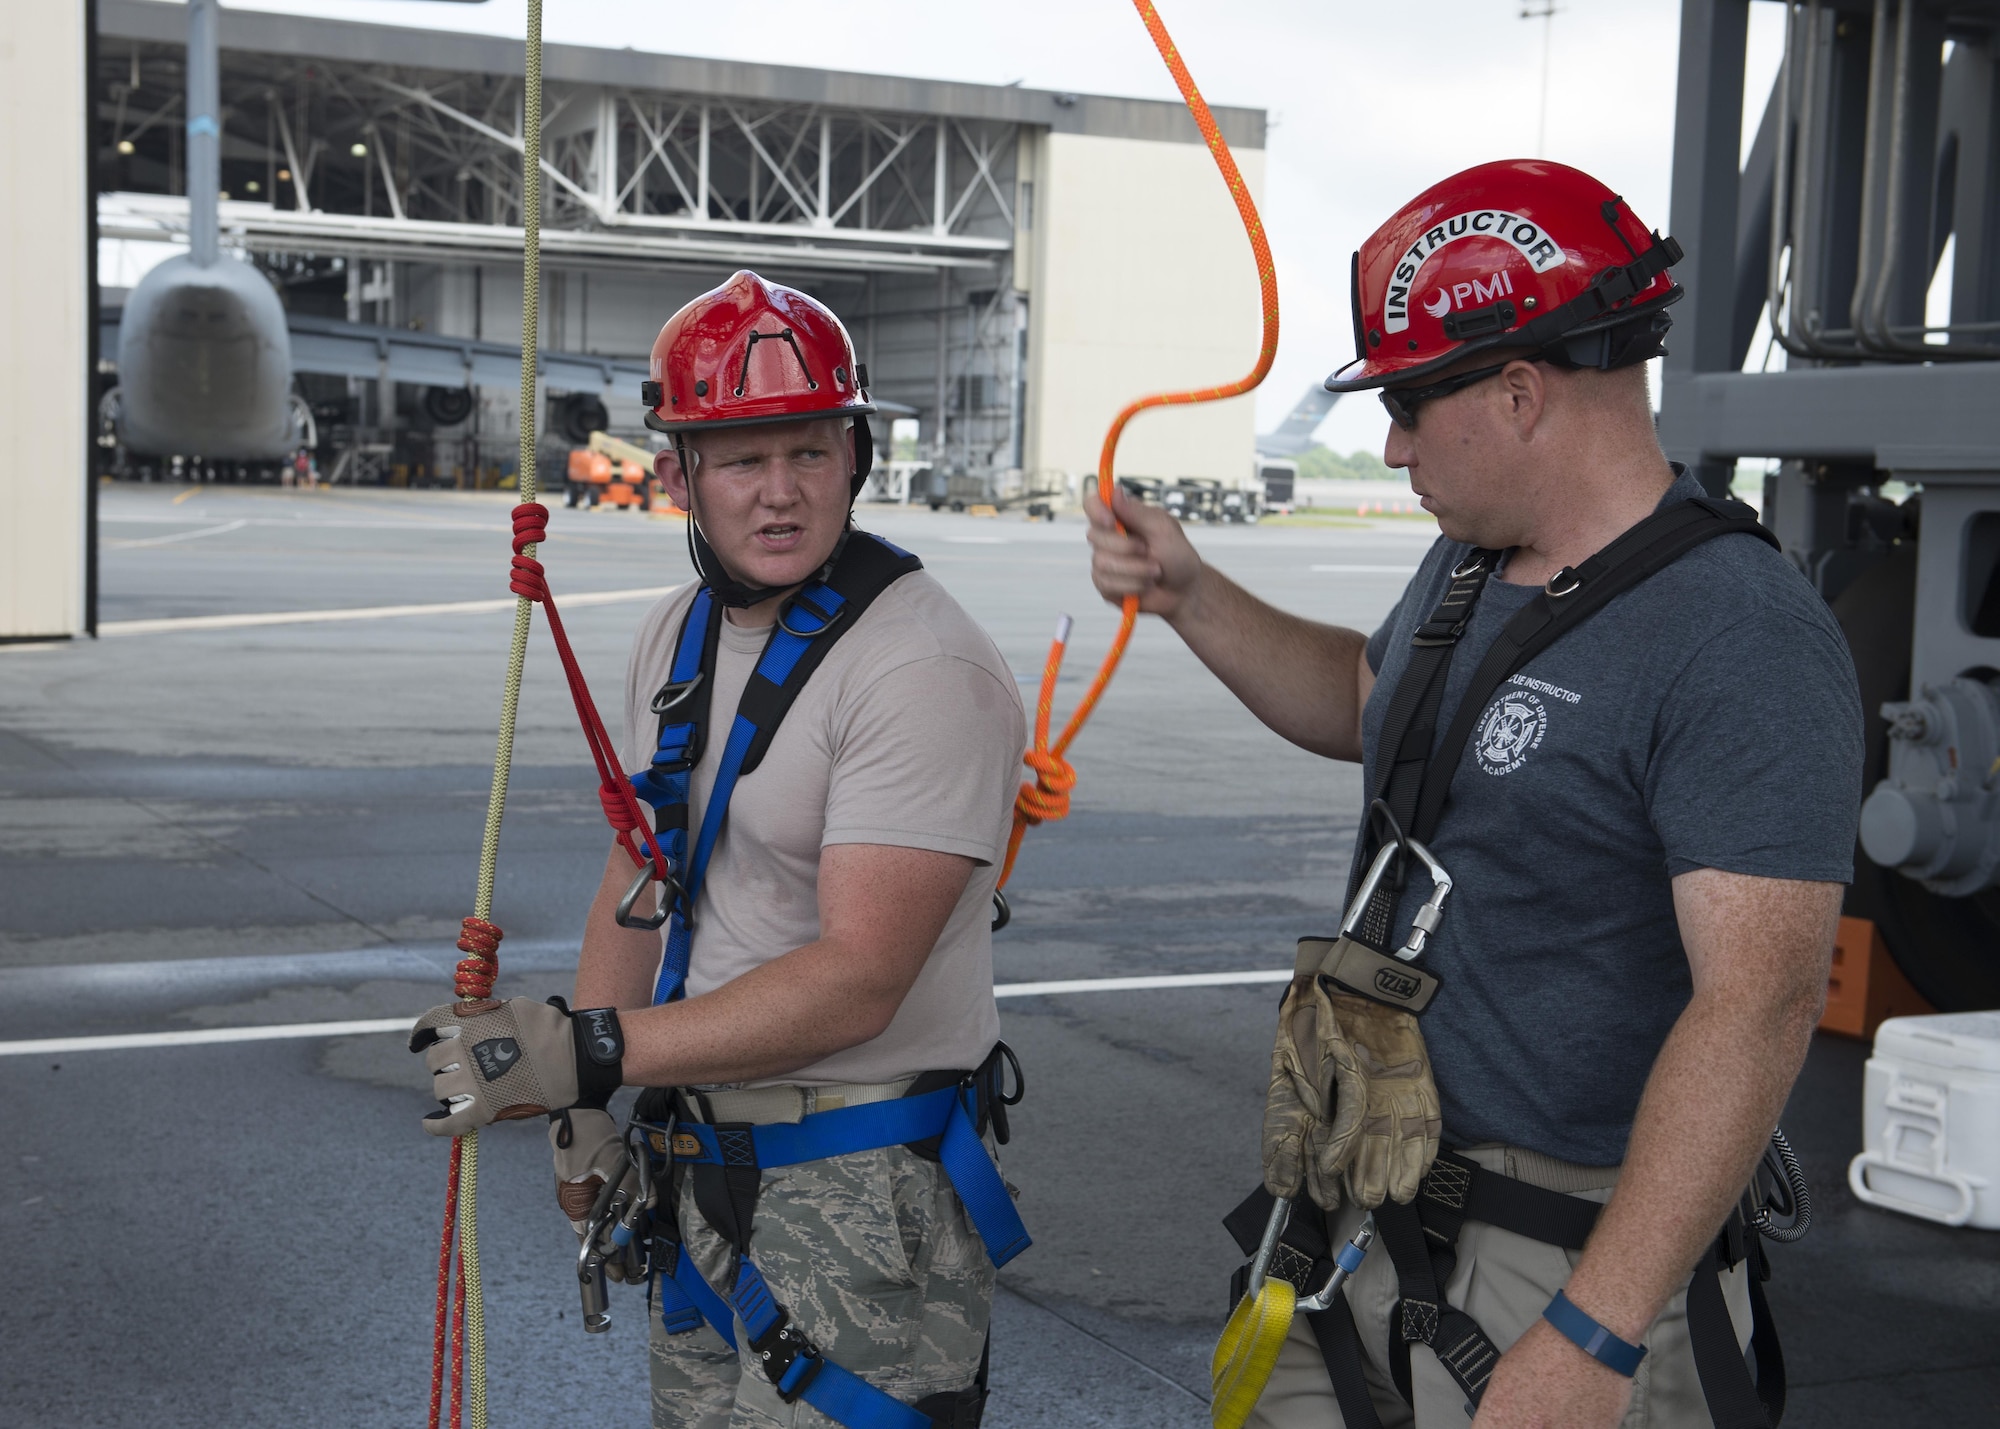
top-left (647, 1141), bottom-right (996, 1429)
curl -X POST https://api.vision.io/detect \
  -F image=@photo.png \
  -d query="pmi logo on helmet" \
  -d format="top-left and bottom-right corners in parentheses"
top-left (1422, 269), bottom-right (1516, 318)
top-left (1373, 967), bottom-right (1423, 1002)
top-left (1384, 211), bottom-right (1566, 333)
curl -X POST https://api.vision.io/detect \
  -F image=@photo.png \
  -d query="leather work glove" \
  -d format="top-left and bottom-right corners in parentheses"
top-left (550, 1107), bottom-right (651, 1282)
top-left (408, 996), bottom-right (624, 1137)
top-left (1331, 992), bottom-right (1441, 1208)
top-left (1262, 975), bottom-right (1365, 1211)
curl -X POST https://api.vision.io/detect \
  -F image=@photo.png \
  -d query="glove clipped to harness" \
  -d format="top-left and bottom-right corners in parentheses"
top-left (1327, 991), bottom-right (1440, 1208)
top-left (1263, 974), bottom-right (1365, 1210)
top-left (408, 995), bottom-right (624, 1137)
top-left (1262, 973), bottom-right (1441, 1210)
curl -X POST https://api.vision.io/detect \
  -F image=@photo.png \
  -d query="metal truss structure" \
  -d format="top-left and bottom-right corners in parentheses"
top-left (96, 30), bottom-right (1017, 277)
top-left (93, 3), bottom-right (1047, 486)
top-left (1658, 0), bottom-right (2000, 998)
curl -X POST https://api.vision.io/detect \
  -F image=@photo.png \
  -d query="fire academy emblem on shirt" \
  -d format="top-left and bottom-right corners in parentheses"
top-left (1473, 690), bottom-right (1548, 775)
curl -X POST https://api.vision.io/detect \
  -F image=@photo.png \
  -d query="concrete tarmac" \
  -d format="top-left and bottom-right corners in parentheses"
top-left (2, 484), bottom-right (1994, 1426)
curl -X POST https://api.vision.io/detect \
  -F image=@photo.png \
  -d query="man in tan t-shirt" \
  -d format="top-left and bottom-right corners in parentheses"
top-left (408, 272), bottom-right (1027, 1429)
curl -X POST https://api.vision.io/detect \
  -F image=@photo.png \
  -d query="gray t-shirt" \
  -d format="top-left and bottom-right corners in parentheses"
top-left (1359, 472), bottom-right (1863, 1164)
top-left (622, 566), bottom-right (1026, 1087)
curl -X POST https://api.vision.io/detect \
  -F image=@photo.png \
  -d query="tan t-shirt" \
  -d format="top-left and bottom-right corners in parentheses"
top-left (621, 564), bottom-right (1025, 1086)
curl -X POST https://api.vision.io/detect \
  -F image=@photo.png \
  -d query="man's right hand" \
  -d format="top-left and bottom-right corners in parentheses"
top-left (1084, 482), bottom-right (1204, 619)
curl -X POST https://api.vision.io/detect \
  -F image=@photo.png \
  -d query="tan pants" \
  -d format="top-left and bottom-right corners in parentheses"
top-left (1248, 1145), bottom-right (1754, 1429)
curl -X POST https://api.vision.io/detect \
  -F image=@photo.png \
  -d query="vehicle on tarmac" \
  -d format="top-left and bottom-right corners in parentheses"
top-left (566, 430), bottom-right (672, 511)
top-left (1258, 457), bottom-right (1298, 512)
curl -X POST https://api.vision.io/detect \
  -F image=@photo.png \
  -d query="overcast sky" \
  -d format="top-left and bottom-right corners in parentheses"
top-left (214, 0), bottom-right (1786, 456)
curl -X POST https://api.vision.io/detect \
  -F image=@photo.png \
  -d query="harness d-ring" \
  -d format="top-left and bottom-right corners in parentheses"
top-left (776, 599), bottom-right (838, 640)
top-left (615, 861), bottom-right (676, 930)
top-left (1545, 566), bottom-right (1584, 597)
top-left (651, 673), bottom-right (704, 715)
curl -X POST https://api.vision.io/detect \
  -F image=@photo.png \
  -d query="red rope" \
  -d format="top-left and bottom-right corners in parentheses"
top-left (508, 502), bottom-right (670, 880)
top-left (451, 1244), bottom-right (467, 1429)
top-left (455, 917), bottom-right (502, 1000)
top-left (427, 1139), bottom-right (463, 1429)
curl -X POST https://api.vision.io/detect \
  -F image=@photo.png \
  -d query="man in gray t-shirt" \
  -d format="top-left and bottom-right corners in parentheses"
top-left (1089, 161), bottom-right (1861, 1429)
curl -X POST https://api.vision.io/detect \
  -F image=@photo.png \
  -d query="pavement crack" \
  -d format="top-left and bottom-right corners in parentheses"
top-left (997, 1281), bottom-right (1209, 1405)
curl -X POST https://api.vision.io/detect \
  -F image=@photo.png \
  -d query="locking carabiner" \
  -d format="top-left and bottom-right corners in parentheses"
top-left (1341, 835), bottom-right (1453, 963)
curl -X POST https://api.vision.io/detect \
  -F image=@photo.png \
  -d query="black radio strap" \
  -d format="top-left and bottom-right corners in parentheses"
top-left (1352, 496), bottom-right (1776, 945)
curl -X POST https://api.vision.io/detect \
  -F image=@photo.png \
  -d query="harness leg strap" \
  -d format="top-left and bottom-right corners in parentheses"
top-left (1306, 1295), bottom-right (1389, 1429)
top-left (1685, 1248), bottom-right (1774, 1429)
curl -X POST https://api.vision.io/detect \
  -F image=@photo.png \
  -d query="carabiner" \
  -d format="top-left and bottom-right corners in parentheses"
top-left (615, 860), bottom-right (677, 931)
top-left (1340, 835), bottom-right (1453, 963)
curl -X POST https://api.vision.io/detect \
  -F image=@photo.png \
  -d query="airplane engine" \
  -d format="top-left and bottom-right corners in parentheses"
top-left (117, 253), bottom-right (294, 461)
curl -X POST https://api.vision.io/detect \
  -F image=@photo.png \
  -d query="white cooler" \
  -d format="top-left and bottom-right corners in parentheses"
top-left (1849, 1011), bottom-right (2000, 1229)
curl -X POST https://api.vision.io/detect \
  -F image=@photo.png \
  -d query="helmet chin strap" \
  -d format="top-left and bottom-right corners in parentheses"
top-left (676, 438), bottom-right (853, 610)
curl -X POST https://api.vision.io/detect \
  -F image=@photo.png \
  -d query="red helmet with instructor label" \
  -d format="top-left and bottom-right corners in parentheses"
top-left (1326, 159), bottom-right (1683, 393)
top-left (641, 269), bottom-right (876, 484)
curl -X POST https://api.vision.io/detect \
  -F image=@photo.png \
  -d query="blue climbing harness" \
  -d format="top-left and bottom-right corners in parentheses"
top-left (623, 532), bottom-right (1029, 1429)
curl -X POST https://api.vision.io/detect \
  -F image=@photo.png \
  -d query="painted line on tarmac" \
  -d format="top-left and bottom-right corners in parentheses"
top-left (98, 585), bottom-right (680, 637)
top-left (105, 519), bottom-right (249, 549)
top-left (0, 969), bottom-right (1292, 1057)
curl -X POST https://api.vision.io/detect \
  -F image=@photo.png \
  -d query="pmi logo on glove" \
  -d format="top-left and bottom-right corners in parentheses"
top-left (575, 1008), bottom-right (625, 1066)
top-left (471, 1036), bottom-right (523, 1081)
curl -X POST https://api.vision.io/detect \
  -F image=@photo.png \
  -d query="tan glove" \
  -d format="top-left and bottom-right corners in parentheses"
top-left (1261, 976), bottom-right (1365, 1211)
top-left (1331, 992), bottom-right (1441, 1208)
top-left (408, 996), bottom-right (624, 1137)
top-left (551, 1107), bottom-right (651, 1282)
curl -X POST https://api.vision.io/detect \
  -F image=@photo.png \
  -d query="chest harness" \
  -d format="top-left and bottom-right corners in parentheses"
top-left (1228, 495), bottom-right (1807, 1429)
top-left (620, 529), bottom-right (1031, 1429)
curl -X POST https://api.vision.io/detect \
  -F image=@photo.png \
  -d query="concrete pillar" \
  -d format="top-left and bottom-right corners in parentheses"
top-left (1, 0), bottom-right (90, 638)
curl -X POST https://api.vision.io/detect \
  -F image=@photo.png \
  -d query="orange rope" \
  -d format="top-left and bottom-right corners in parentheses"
top-left (999, 0), bottom-right (1280, 889)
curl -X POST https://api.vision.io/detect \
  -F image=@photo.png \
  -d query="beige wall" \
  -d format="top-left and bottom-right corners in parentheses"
top-left (1022, 130), bottom-right (1263, 491)
top-left (0, 1), bottom-right (88, 638)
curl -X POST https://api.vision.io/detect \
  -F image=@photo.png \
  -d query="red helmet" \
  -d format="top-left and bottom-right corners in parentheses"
top-left (1326, 160), bottom-right (1682, 392)
top-left (642, 270), bottom-right (874, 459)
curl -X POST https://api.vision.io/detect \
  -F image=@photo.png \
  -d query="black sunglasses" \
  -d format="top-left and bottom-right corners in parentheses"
top-left (1378, 360), bottom-right (1515, 430)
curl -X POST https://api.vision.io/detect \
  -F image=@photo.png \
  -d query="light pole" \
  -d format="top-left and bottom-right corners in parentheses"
top-left (1521, 1), bottom-right (1561, 157)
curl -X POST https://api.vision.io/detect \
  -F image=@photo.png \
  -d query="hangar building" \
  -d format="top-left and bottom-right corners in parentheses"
top-left (96, 0), bottom-right (1265, 498)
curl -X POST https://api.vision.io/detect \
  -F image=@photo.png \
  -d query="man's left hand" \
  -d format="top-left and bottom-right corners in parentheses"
top-left (408, 996), bottom-right (624, 1136)
top-left (1471, 1319), bottom-right (1634, 1429)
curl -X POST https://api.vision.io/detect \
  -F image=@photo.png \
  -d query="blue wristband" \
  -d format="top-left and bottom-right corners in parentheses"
top-left (1542, 1290), bottom-right (1647, 1377)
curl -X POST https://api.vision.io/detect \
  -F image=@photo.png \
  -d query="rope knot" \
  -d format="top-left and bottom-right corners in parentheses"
top-left (598, 783), bottom-right (640, 832)
top-left (455, 916), bottom-right (502, 999)
top-left (511, 501), bottom-right (548, 553)
top-left (1014, 748), bottom-right (1077, 827)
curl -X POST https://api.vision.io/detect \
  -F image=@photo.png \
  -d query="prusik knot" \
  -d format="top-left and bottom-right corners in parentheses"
top-left (598, 783), bottom-right (641, 832)
top-left (509, 502), bottom-right (550, 603)
top-left (511, 501), bottom-right (549, 553)
top-left (1014, 748), bottom-right (1077, 827)
top-left (455, 917), bottom-right (502, 999)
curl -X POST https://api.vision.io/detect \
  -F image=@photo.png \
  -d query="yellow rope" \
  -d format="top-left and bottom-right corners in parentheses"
top-left (458, 1127), bottom-right (487, 1429)
top-left (454, 5), bottom-right (543, 1424)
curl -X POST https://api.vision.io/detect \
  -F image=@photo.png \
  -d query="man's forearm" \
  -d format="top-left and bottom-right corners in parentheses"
top-left (1167, 564), bottom-right (1370, 759)
top-left (618, 931), bottom-right (914, 1086)
top-left (1559, 986), bottom-right (1819, 1342)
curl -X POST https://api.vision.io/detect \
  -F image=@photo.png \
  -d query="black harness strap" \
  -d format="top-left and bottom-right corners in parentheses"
top-left (1351, 496), bottom-right (1774, 954)
top-left (1349, 553), bottom-right (1496, 947)
top-left (1308, 1292), bottom-right (1389, 1429)
top-left (1408, 497), bottom-right (1777, 844)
